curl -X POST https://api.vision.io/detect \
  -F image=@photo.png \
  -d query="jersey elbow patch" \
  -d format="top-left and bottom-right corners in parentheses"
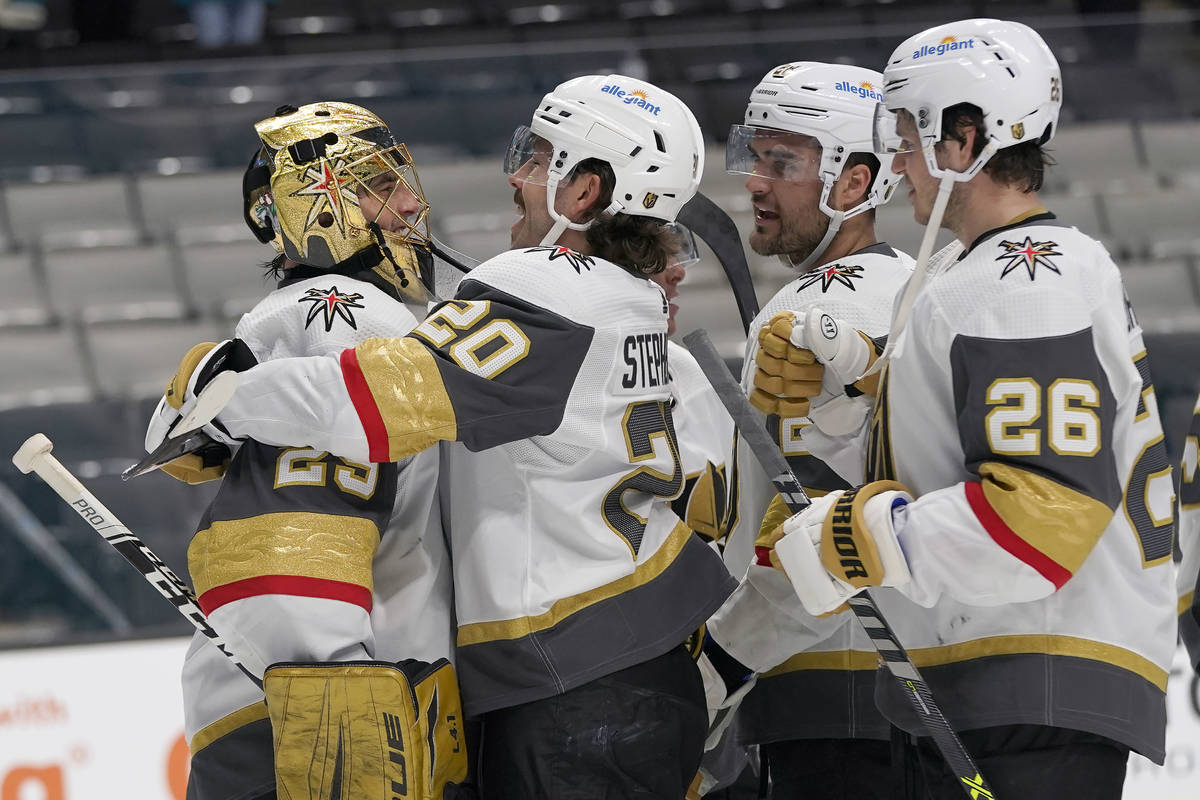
top-left (346, 337), bottom-right (458, 462)
top-left (966, 462), bottom-right (1114, 588)
top-left (189, 511), bottom-right (379, 614)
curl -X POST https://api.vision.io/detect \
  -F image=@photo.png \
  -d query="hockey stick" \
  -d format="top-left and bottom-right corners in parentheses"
top-left (12, 433), bottom-right (265, 689)
top-left (677, 192), bottom-right (759, 334)
top-left (682, 329), bottom-right (996, 800)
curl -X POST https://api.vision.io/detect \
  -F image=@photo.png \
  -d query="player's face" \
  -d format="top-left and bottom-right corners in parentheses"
top-left (891, 110), bottom-right (964, 227)
top-left (649, 257), bottom-right (686, 336)
top-left (741, 133), bottom-right (827, 261)
top-left (508, 138), bottom-right (557, 248)
top-left (356, 171), bottom-right (421, 234)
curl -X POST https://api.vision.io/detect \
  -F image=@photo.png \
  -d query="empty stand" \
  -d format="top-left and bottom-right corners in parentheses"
top-left (1121, 258), bottom-right (1200, 330)
top-left (0, 325), bottom-right (90, 409)
top-left (0, 250), bottom-right (51, 327)
top-left (42, 243), bottom-right (185, 322)
top-left (86, 318), bottom-right (226, 398)
top-left (137, 169), bottom-right (245, 238)
top-left (1139, 119), bottom-right (1200, 188)
top-left (1044, 121), bottom-right (1154, 195)
top-left (178, 237), bottom-right (276, 319)
top-left (5, 176), bottom-right (141, 249)
top-left (1102, 186), bottom-right (1200, 259)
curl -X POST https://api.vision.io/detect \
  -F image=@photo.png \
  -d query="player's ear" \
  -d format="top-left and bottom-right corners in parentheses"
top-left (564, 171), bottom-right (605, 221)
top-left (833, 163), bottom-right (872, 212)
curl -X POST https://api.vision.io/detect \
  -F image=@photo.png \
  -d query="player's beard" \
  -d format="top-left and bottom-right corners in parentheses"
top-left (750, 210), bottom-right (831, 268)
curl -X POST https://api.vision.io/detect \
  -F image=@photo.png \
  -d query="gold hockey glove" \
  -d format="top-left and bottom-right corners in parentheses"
top-left (750, 313), bottom-right (825, 417)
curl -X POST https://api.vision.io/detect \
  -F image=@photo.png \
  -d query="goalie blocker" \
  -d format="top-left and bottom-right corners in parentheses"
top-left (265, 658), bottom-right (469, 800)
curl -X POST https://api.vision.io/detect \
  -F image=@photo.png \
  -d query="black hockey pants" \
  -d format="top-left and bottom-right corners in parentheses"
top-left (478, 644), bottom-right (708, 800)
top-left (898, 723), bottom-right (1129, 800)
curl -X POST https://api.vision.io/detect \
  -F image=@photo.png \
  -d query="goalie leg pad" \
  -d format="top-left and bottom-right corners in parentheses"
top-left (264, 659), bottom-right (467, 800)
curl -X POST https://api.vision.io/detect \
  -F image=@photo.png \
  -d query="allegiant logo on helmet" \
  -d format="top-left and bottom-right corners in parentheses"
top-left (913, 36), bottom-right (975, 59)
top-left (834, 81), bottom-right (883, 102)
top-left (600, 84), bottom-right (661, 116)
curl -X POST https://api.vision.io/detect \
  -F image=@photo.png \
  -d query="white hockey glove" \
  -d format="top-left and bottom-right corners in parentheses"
top-left (144, 340), bottom-right (257, 482)
top-left (765, 481), bottom-right (913, 616)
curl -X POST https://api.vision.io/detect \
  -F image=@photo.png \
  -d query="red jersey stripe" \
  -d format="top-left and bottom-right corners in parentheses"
top-left (964, 481), bottom-right (1071, 589)
top-left (198, 575), bottom-right (373, 615)
top-left (340, 347), bottom-right (389, 463)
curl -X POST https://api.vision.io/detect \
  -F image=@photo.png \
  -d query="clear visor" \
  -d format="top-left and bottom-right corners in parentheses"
top-left (725, 124), bottom-right (822, 183)
top-left (666, 222), bottom-right (700, 267)
top-left (344, 142), bottom-right (431, 245)
top-left (872, 103), bottom-right (921, 155)
top-left (503, 125), bottom-right (555, 187)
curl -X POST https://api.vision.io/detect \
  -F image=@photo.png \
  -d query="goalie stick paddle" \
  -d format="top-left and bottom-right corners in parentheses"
top-left (13, 433), bottom-right (265, 689)
top-left (681, 329), bottom-right (996, 800)
top-left (122, 370), bottom-right (239, 482)
top-left (677, 192), bottom-right (759, 334)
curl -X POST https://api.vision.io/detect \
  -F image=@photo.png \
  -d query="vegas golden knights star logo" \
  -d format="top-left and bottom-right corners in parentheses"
top-left (796, 263), bottom-right (864, 293)
top-left (524, 245), bottom-right (595, 274)
top-left (995, 237), bottom-right (1062, 280)
top-left (299, 286), bottom-right (365, 331)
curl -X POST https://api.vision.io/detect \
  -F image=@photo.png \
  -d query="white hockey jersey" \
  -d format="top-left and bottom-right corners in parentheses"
top-left (722, 213), bottom-right (1177, 761)
top-left (708, 243), bottom-right (912, 744)
top-left (668, 341), bottom-right (738, 546)
top-left (179, 271), bottom-right (453, 798)
top-left (1177, 393), bottom-right (1200, 669)
top-left (214, 247), bottom-right (737, 716)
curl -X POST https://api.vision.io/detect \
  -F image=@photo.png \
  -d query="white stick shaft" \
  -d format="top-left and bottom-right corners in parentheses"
top-left (12, 433), bottom-right (265, 685)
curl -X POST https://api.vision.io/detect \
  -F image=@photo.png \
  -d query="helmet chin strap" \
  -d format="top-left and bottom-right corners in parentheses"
top-left (777, 177), bottom-right (848, 273)
top-left (781, 209), bottom-right (844, 273)
top-left (537, 174), bottom-right (596, 247)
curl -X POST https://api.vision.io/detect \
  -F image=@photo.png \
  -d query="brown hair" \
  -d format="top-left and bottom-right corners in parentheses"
top-left (571, 157), bottom-right (681, 277)
top-left (940, 102), bottom-right (1054, 193)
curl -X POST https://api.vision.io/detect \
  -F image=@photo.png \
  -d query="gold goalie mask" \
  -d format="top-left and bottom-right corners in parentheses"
top-left (243, 101), bottom-right (434, 298)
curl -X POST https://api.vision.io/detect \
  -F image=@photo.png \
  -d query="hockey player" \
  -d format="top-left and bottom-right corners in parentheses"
top-left (1179, 394), bottom-right (1200, 669)
top-left (156, 75), bottom-right (736, 799)
top-left (146, 102), bottom-right (464, 800)
top-left (733, 19), bottom-right (1177, 796)
top-left (703, 62), bottom-right (911, 799)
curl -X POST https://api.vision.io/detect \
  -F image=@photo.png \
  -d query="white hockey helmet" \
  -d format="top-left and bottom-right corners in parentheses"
top-left (503, 74), bottom-right (705, 246)
top-left (727, 62), bottom-right (901, 270)
top-left (874, 18), bottom-right (1062, 181)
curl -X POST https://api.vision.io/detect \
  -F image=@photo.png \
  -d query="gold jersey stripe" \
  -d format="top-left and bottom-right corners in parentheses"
top-left (355, 337), bottom-right (457, 461)
top-left (763, 649), bottom-right (881, 676)
top-left (457, 520), bottom-right (693, 646)
top-left (764, 634), bottom-right (1166, 691)
top-left (189, 512), bottom-right (379, 598)
top-left (189, 701), bottom-right (269, 755)
top-left (1181, 591), bottom-right (1195, 617)
top-left (908, 633), bottom-right (1167, 692)
top-left (979, 461), bottom-right (1113, 576)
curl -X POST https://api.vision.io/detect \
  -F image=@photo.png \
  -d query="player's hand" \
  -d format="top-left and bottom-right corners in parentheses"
top-left (749, 312), bottom-right (825, 417)
top-left (145, 339), bottom-right (258, 454)
top-left (764, 481), bottom-right (913, 616)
